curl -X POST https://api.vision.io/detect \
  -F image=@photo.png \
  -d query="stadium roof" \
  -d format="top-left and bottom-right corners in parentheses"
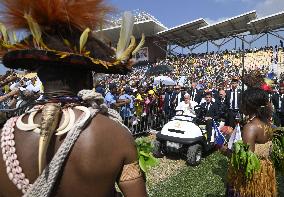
top-left (249, 11), bottom-right (284, 35)
top-left (157, 18), bottom-right (208, 47)
top-left (198, 10), bottom-right (257, 43)
top-left (157, 10), bottom-right (257, 47)
top-left (95, 10), bottom-right (284, 48)
top-left (95, 11), bottom-right (167, 44)
top-left (95, 20), bottom-right (167, 44)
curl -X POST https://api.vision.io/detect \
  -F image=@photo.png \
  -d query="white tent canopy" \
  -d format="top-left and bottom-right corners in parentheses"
top-left (153, 76), bottom-right (176, 86)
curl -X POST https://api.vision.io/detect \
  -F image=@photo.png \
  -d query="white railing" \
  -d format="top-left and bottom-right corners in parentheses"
top-left (103, 9), bottom-right (166, 29)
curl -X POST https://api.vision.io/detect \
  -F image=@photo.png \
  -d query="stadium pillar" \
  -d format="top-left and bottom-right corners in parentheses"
top-left (268, 31), bottom-right (284, 43)
top-left (206, 41), bottom-right (209, 53)
top-left (241, 35), bottom-right (245, 122)
top-left (266, 33), bottom-right (269, 47)
top-left (167, 44), bottom-right (171, 57)
top-left (234, 37), bottom-right (237, 50)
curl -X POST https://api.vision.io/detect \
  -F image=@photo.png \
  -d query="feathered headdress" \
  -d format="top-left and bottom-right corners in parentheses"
top-left (0, 0), bottom-right (145, 176)
top-left (242, 70), bottom-right (273, 92)
top-left (0, 0), bottom-right (145, 74)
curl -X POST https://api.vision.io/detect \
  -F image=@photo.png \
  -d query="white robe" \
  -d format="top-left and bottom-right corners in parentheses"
top-left (175, 101), bottom-right (198, 117)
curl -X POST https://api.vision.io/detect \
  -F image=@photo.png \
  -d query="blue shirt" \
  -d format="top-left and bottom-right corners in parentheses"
top-left (119, 93), bottom-right (133, 118)
top-left (104, 92), bottom-right (116, 108)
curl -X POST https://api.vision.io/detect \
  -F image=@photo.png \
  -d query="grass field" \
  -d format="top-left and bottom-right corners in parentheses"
top-left (147, 152), bottom-right (284, 197)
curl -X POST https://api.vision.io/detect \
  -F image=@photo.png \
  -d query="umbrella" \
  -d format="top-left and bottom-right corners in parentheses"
top-left (153, 76), bottom-right (176, 86)
top-left (146, 64), bottom-right (173, 75)
top-left (177, 76), bottom-right (187, 86)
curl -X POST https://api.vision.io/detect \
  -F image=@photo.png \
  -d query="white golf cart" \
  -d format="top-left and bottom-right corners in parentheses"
top-left (153, 107), bottom-right (214, 166)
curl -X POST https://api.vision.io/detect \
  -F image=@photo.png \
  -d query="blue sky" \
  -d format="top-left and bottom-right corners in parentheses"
top-left (109, 0), bottom-right (284, 28)
top-left (107, 0), bottom-right (284, 55)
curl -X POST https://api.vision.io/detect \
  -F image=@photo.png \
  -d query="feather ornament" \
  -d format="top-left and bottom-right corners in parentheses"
top-left (132, 33), bottom-right (145, 55)
top-left (0, 23), bottom-right (8, 43)
top-left (0, 0), bottom-right (114, 31)
top-left (117, 35), bottom-right (136, 62)
top-left (264, 78), bottom-right (274, 87)
top-left (12, 31), bottom-right (18, 43)
top-left (63, 39), bottom-right (71, 48)
top-left (24, 13), bottom-right (42, 48)
top-left (79, 28), bottom-right (90, 53)
top-left (116, 11), bottom-right (134, 59)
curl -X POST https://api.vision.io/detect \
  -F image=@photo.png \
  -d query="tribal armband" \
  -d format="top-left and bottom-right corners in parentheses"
top-left (119, 161), bottom-right (143, 182)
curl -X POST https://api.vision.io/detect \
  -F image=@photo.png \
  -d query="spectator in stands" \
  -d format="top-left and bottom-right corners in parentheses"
top-left (272, 82), bottom-right (284, 126)
top-left (119, 87), bottom-right (134, 126)
top-left (172, 85), bottom-right (184, 109)
top-left (104, 83), bottom-right (130, 110)
top-left (163, 86), bottom-right (175, 119)
top-left (189, 81), bottom-right (202, 104)
top-left (216, 89), bottom-right (228, 122)
top-left (226, 77), bottom-right (241, 128)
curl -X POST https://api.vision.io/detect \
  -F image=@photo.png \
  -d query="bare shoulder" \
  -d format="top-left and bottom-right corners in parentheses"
top-left (242, 122), bottom-right (258, 141)
top-left (242, 120), bottom-right (266, 150)
top-left (243, 122), bottom-right (260, 132)
top-left (86, 114), bottom-right (137, 163)
top-left (90, 114), bottom-right (135, 143)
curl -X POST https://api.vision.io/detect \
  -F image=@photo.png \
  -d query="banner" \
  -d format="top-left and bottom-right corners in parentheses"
top-left (135, 47), bottom-right (148, 62)
top-left (228, 123), bottom-right (242, 150)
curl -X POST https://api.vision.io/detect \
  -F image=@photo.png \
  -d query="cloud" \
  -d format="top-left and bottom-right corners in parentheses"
top-left (213, 0), bottom-right (284, 19)
top-left (204, 17), bottom-right (229, 25)
top-left (255, 0), bottom-right (284, 17)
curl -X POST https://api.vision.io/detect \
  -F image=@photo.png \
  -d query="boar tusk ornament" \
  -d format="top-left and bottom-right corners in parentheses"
top-left (16, 113), bottom-right (40, 131)
top-left (55, 108), bottom-right (75, 136)
top-left (16, 106), bottom-right (91, 136)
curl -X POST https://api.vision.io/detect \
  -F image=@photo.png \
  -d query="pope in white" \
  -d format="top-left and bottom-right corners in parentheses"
top-left (175, 93), bottom-right (198, 117)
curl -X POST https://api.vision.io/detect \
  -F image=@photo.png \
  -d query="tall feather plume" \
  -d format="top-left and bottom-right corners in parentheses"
top-left (116, 11), bottom-right (134, 59)
top-left (79, 28), bottom-right (90, 53)
top-left (132, 33), bottom-right (145, 55)
top-left (24, 13), bottom-right (42, 47)
top-left (12, 31), bottom-right (18, 43)
top-left (0, 23), bottom-right (8, 43)
top-left (117, 35), bottom-right (136, 62)
top-left (0, 0), bottom-right (114, 31)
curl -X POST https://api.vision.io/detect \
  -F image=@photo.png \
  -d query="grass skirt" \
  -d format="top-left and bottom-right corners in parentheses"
top-left (227, 159), bottom-right (277, 197)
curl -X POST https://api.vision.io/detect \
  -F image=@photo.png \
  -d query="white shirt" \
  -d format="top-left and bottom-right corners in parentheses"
top-left (26, 83), bottom-right (41, 93)
top-left (9, 82), bottom-right (20, 91)
top-left (200, 97), bottom-right (215, 105)
top-left (279, 94), bottom-right (283, 110)
top-left (230, 89), bottom-right (239, 109)
top-left (176, 101), bottom-right (198, 116)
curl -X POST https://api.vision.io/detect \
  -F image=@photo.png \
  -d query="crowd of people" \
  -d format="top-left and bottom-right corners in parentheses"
top-left (0, 0), bottom-right (283, 196)
top-left (1, 45), bottom-right (284, 135)
top-left (87, 46), bottom-right (284, 136)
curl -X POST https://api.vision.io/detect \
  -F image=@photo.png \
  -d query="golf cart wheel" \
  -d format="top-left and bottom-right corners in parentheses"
top-left (153, 140), bottom-right (164, 158)
top-left (186, 144), bottom-right (202, 166)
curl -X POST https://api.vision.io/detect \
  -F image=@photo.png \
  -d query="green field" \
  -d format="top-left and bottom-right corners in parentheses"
top-left (147, 152), bottom-right (284, 197)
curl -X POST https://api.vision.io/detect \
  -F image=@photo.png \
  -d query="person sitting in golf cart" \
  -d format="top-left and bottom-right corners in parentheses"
top-left (175, 93), bottom-right (198, 117)
top-left (200, 92), bottom-right (219, 143)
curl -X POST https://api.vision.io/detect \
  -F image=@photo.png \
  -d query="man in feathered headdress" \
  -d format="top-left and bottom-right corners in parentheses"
top-left (0, 0), bottom-right (147, 196)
